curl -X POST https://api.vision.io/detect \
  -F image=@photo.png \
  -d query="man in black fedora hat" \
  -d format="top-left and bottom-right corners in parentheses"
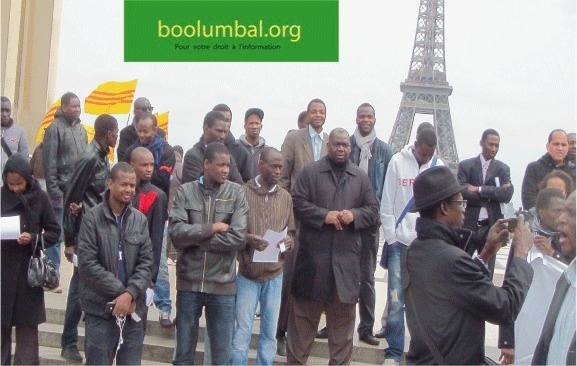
top-left (402, 166), bottom-right (534, 365)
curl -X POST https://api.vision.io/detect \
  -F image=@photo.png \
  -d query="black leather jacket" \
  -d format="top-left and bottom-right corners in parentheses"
top-left (63, 140), bottom-right (110, 246)
top-left (169, 179), bottom-right (248, 295)
top-left (42, 109), bottom-right (88, 205)
top-left (77, 193), bottom-right (153, 319)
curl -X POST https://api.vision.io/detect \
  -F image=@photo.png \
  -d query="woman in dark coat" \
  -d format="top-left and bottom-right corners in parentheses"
top-left (1, 153), bottom-right (60, 365)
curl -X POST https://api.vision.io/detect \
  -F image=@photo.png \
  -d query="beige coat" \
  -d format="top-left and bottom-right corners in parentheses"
top-left (280, 127), bottom-right (328, 191)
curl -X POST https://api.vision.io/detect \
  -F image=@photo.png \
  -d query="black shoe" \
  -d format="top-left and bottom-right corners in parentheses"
top-left (159, 311), bottom-right (174, 328)
top-left (276, 334), bottom-right (287, 356)
top-left (316, 326), bottom-right (328, 339)
top-left (374, 327), bottom-right (386, 338)
top-left (61, 345), bottom-right (83, 363)
top-left (359, 331), bottom-right (380, 346)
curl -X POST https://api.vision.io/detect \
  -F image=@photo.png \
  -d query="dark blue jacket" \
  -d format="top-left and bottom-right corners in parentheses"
top-left (349, 136), bottom-right (393, 206)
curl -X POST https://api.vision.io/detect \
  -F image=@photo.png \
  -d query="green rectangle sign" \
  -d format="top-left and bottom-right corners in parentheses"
top-left (124, 0), bottom-right (339, 62)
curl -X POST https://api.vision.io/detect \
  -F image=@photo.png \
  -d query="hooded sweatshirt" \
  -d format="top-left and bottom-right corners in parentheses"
top-left (380, 144), bottom-right (443, 246)
top-left (1, 118), bottom-right (29, 176)
top-left (238, 134), bottom-right (266, 179)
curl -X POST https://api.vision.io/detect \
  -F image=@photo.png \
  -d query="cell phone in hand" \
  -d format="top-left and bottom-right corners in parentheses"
top-left (507, 218), bottom-right (518, 232)
top-left (105, 301), bottom-right (115, 315)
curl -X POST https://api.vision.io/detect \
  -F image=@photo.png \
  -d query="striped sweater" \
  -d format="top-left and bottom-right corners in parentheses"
top-left (238, 177), bottom-right (296, 282)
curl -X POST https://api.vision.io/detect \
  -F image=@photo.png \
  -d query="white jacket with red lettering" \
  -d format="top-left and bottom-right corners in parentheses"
top-left (379, 144), bottom-right (443, 246)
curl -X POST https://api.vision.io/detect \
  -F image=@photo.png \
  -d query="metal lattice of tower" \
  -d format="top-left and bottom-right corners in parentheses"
top-left (388, 0), bottom-right (459, 173)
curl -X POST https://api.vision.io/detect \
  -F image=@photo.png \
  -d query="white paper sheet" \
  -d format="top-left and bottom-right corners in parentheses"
top-left (146, 288), bottom-right (154, 306)
top-left (1, 215), bottom-right (21, 240)
top-left (253, 228), bottom-right (288, 263)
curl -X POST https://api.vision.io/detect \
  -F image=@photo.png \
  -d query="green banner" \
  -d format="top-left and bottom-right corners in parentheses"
top-left (124, 0), bottom-right (338, 62)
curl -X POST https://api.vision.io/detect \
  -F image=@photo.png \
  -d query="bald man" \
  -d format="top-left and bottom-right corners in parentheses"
top-left (129, 147), bottom-right (172, 327)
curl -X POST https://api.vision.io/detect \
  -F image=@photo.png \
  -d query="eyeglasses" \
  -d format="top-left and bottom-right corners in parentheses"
top-left (139, 106), bottom-right (154, 112)
top-left (450, 200), bottom-right (467, 209)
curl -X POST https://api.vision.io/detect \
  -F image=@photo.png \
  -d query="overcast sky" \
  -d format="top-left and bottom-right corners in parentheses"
top-left (55, 0), bottom-right (576, 208)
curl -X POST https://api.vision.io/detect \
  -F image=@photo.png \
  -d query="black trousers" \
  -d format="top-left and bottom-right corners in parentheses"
top-left (357, 225), bottom-right (379, 335)
top-left (1, 325), bottom-right (39, 365)
top-left (466, 223), bottom-right (496, 280)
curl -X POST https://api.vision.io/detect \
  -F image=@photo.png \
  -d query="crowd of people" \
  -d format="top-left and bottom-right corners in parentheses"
top-left (1, 92), bottom-right (575, 365)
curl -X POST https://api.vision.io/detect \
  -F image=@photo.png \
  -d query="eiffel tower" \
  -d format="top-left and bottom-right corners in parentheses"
top-left (388, 0), bottom-right (459, 173)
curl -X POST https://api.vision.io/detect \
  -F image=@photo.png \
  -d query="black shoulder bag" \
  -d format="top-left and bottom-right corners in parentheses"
top-left (27, 234), bottom-right (60, 290)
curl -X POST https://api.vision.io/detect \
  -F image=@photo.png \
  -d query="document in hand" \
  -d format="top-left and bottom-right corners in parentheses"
top-left (1, 215), bottom-right (21, 240)
top-left (253, 228), bottom-right (288, 263)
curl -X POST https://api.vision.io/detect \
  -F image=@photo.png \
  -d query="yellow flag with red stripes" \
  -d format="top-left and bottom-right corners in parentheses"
top-left (155, 111), bottom-right (169, 140)
top-left (35, 100), bottom-right (61, 143)
top-left (84, 79), bottom-right (138, 115)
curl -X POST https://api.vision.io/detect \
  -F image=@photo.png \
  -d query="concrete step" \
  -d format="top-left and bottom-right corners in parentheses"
top-left (35, 345), bottom-right (171, 365)
top-left (43, 307), bottom-right (385, 364)
top-left (38, 319), bottom-right (384, 365)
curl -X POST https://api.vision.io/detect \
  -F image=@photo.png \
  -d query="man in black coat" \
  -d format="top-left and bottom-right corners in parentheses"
top-left (117, 97), bottom-right (165, 163)
top-left (61, 114), bottom-right (118, 363)
top-left (122, 113), bottom-right (175, 201)
top-left (522, 129), bottom-right (575, 209)
top-left (402, 166), bottom-right (534, 365)
top-left (77, 163), bottom-right (153, 365)
top-left (212, 103), bottom-right (252, 183)
top-left (182, 111), bottom-right (243, 185)
top-left (348, 103), bottom-right (392, 346)
top-left (458, 128), bottom-right (514, 279)
top-left (286, 128), bottom-right (379, 365)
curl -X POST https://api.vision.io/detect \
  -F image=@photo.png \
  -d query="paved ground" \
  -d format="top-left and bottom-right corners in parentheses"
top-left (46, 230), bottom-right (511, 362)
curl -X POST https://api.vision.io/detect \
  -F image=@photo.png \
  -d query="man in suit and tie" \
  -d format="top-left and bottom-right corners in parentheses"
top-left (458, 128), bottom-right (514, 279)
top-left (276, 98), bottom-right (328, 355)
top-left (280, 98), bottom-right (328, 191)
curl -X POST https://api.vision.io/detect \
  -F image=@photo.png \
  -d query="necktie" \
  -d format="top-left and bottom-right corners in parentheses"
top-left (313, 134), bottom-right (321, 161)
top-left (482, 161), bottom-right (489, 183)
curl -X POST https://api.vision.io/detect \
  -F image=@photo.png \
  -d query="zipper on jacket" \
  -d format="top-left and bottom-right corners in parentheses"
top-left (200, 194), bottom-right (212, 292)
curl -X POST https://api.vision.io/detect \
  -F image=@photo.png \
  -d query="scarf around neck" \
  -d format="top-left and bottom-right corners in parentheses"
top-left (139, 135), bottom-right (165, 168)
top-left (353, 127), bottom-right (376, 172)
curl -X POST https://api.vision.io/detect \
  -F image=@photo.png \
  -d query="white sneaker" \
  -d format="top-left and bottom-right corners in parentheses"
top-left (383, 359), bottom-right (400, 366)
top-left (167, 258), bottom-right (176, 266)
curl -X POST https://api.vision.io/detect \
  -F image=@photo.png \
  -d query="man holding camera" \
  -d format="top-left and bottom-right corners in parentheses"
top-left (403, 166), bottom-right (533, 364)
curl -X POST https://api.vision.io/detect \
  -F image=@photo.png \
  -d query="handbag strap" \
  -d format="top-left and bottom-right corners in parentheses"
top-left (395, 157), bottom-right (438, 228)
top-left (31, 233), bottom-right (46, 255)
top-left (1, 136), bottom-right (12, 157)
top-left (396, 197), bottom-right (414, 228)
top-left (406, 288), bottom-right (446, 364)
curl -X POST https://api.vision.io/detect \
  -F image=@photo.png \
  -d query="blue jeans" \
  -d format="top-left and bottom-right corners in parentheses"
top-left (153, 223), bottom-right (172, 313)
top-left (173, 291), bottom-right (235, 365)
top-left (61, 267), bottom-right (82, 349)
top-left (45, 207), bottom-right (63, 272)
top-left (232, 273), bottom-right (283, 366)
top-left (384, 242), bottom-right (407, 361)
top-left (84, 313), bottom-right (143, 365)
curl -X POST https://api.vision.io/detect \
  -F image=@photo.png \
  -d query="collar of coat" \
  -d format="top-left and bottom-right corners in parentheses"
top-left (245, 177), bottom-right (282, 196)
top-left (102, 189), bottom-right (133, 222)
top-left (415, 217), bottom-right (473, 251)
top-left (317, 155), bottom-right (357, 176)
